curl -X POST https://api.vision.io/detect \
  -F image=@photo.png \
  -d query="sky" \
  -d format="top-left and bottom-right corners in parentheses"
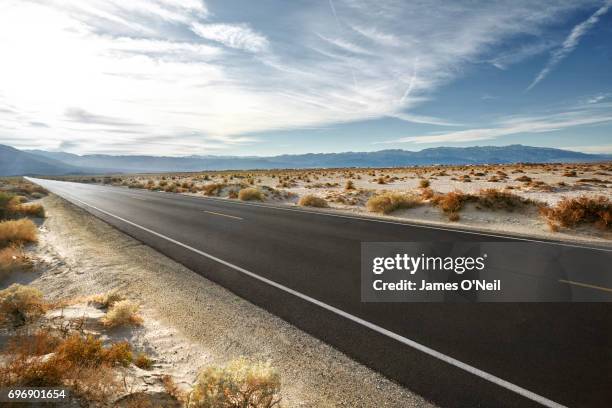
top-left (0, 0), bottom-right (611, 157)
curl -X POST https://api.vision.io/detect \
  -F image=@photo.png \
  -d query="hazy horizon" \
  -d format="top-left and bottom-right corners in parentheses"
top-left (1, 0), bottom-right (611, 156)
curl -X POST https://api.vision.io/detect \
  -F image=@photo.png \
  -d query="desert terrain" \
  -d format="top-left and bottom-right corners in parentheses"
top-left (60, 162), bottom-right (612, 245)
top-left (0, 177), bottom-right (431, 407)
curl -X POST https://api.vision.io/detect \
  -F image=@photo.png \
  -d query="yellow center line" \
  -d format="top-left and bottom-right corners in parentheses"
top-left (559, 279), bottom-right (612, 293)
top-left (203, 210), bottom-right (243, 220)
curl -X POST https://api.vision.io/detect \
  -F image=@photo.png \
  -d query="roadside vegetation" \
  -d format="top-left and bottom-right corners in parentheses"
top-left (0, 179), bottom-right (284, 406)
top-left (49, 161), bottom-right (611, 238)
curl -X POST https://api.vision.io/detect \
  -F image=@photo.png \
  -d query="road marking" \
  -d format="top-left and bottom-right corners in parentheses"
top-left (203, 210), bottom-right (243, 220)
top-left (559, 279), bottom-right (612, 293)
top-left (35, 183), bottom-right (566, 408)
top-left (27, 178), bottom-right (612, 253)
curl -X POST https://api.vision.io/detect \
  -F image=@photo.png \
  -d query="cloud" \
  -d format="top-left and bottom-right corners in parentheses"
top-left (0, 0), bottom-right (606, 155)
top-left (527, 1), bottom-right (612, 90)
top-left (191, 23), bottom-right (269, 52)
top-left (382, 104), bottom-right (612, 144)
top-left (561, 144), bottom-right (612, 153)
top-left (65, 108), bottom-right (142, 127)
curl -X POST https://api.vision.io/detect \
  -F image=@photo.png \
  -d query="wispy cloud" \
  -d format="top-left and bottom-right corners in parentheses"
top-left (527, 1), bottom-right (612, 90)
top-left (191, 23), bottom-right (269, 52)
top-left (382, 104), bottom-right (612, 144)
top-left (0, 0), bottom-right (607, 155)
top-left (561, 144), bottom-right (612, 153)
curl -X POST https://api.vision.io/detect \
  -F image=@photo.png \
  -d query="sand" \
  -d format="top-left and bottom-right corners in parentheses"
top-left (14, 194), bottom-right (434, 407)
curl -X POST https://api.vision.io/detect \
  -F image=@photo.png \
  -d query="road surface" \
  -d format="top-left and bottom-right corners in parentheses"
top-left (29, 178), bottom-right (612, 408)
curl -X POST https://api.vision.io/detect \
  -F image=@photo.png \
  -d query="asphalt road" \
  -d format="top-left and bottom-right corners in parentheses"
top-left (29, 178), bottom-right (612, 408)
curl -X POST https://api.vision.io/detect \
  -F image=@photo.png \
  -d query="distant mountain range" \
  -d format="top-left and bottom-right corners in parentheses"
top-left (0, 143), bottom-right (609, 176)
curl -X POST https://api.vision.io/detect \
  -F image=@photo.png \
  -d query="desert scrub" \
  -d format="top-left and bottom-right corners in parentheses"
top-left (134, 353), bottom-right (153, 370)
top-left (90, 288), bottom-right (124, 309)
top-left (477, 189), bottom-right (537, 211)
top-left (0, 284), bottom-right (45, 326)
top-left (540, 196), bottom-right (611, 230)
top-left (0, 331), bottom-right (132, 402)
top-left (101, 300), bottom-right (143, 327)
top-left (0, 246), bottom-right (32, 276)
top-left (189, 357), bottom-right (281, 408)
top-left (419, 179), bottom-right (430, 188)
top-left (430, 191), bottom-right (471, 221)
top-left (298, 195), bottom-right (329, 208)
top-left (345, 180), bottom-right (355, 190)
top-left (238, 188), bottom-right (263, 201)
top-left (367, 192), bottom-right (422, 214)
top-left (0, 219), bottom-right (38, 246)
top-left (203, 183), bottom-right (224, 196)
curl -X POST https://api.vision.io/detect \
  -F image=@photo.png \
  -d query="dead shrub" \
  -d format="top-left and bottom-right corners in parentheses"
top-left (0, 284), bottom-right (45, 326)
top-left (189, 357), bottom-right (281, 408)
top-left (13, 203), bottom-right (45, 218)
top-left (539, 196), bottom-right (611, 230)
top-left (515, 175), bottom-right (532, 182)
top-left (0, 219), bottom-right (38, 246)
top-left (238, 188), bottom-right (263, 201)
top-left (345, 180), bottom-right (355, 190)
top-left (448, 212), bottom-right (460, 222)
top-left (419, 179), bottom-right (430, 188)
top-left (135, 353), bottom-right (153, 370)
top-left (431, 191), bottom-right (472, 214)
top-left (101, 300), bottom-right (143, 328)
top-left (0, 246), bottom-right (32, 276)
top-left (90, 288), bottom-right (124, 309)
top-left (477, 189), bottom-right (536, 211)
top-left (202, 183), bottom-right (224, 196)
top-left (298, 195), bottom-right (329, 208)
top-left (366, 193), bottom-right (421, 214)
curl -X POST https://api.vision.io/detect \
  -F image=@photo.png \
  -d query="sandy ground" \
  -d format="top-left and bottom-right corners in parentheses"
top-left (11, 194), bottom-right (434, 407)
top-left (93, 162), bottom-right (611, 246)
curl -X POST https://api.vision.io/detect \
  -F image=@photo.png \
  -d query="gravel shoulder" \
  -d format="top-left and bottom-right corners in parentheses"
top-left (27, 194), bottom-right (434, 407)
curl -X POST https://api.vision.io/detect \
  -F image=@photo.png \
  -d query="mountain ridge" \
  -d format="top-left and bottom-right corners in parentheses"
top-left (0, 144), bottom-right (606, 176)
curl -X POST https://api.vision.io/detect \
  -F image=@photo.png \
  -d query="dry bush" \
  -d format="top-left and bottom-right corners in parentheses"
top-left (345, 180), bottom-right (355, 190)
top-left (0, 219), bottom-right (38, 246)
top-left (431, 191), bottom-right (471, 215)
top-left (101, 300), bottom-right (143, 328)
top-left (515, 175), bottom-right (532, 182)
top-left (202, 183), bottom-right (224, 196)
top-left (135, 353), bottom-right (153, 370)
top-left (0, 331), bottom-right (125, 403)
top-left (448, 212), bottom-right (460, 222)
top-left (189, 357), bottom-right (281, 408)
top-left (0, 246), bottom-right (32, 276)
top-left (0, 284), bottom-right (45, 326)
top-left (419, 179), bottom-right (430, 188)
top-left (90, 288), bottom-right (124, 309)
top-left (12, 203), bottom-right (45, 218)
top-left (298, 195), bottom-right (329, 208)
top-left (420, 188), bottom-right (435, 200)
top-left (366, 192), bottom-right (421, 214)
top-left (228, 190), bottom-right (239, 199)
top-left (563, 170), bottom-right (577, 177)
top-left (477, 189), bottom-right (536, 211)
top-left (540, 196), bottom-right (611, 230)
top-left (0, 192), bottom-right (14, 219)
top-left (238, 188), bottom-right (263, 201)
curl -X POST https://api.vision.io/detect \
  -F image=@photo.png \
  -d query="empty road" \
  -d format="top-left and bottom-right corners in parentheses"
top-left (29, 178), bottom-right (612, 408)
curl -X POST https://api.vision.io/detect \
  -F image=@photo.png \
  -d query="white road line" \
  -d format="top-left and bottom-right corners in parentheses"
top-left (28, 178), bottom-right (612, 253)
top-left (559, 279), bottom-right (612, 293)
top-left (43, 185), bottom-right (566, 408)
top-left (203, 210), bottom-right (243, 220)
